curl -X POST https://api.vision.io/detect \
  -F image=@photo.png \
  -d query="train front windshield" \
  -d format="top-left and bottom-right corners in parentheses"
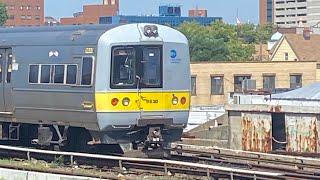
top-left (111, 46), bottom-right (162, 89)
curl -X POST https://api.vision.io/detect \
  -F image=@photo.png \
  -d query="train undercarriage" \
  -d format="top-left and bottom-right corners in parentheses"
top-left (0, 122), bottom-right (181, 158)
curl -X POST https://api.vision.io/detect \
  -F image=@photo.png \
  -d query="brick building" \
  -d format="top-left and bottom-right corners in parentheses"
top-left (0, 0), bottom-right (44, 27)
top-left (60, 0), bottom-right (119, 25)
top-left (189, 9), bottom-right (208, 17)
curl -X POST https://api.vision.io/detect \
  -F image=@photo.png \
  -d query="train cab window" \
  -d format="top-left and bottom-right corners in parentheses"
top-left (53, 65), bottom-right (64, 84)
top-left (40, 65), bottom-right (51, 83)
top-left (81, 57), bottom-right (93, 85)
top-left (66, 65), bottom-right (77, 84)
top-left (29, 65), bottom-right (39, 83)
top-left (111, 48), bottom-right (136, 87)
top-left (142, 48), bottom-right (161, 86)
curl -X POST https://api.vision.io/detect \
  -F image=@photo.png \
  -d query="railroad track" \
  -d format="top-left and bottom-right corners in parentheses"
top-left (0, 144), bottom-right (318, 180)
top-left (171, 143), bottom-right (320, 179)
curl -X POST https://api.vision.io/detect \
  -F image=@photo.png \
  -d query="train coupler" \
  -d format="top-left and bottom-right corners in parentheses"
top-left (144, 127), bottom-right (164, 150)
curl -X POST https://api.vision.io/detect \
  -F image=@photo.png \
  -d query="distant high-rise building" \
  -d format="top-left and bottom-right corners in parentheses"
top-left (100, 5), bottom-right (221, 27)
top-left (60, 0), bottom-right (119, 25)
top-left (260, 0), bottom-right (273, 25)
top-left (273, 0), bottom-right (320, 27)
top-left (0, 0), bottom-right (44, 27)
top-left (189, 9), bottom-right (208, 17)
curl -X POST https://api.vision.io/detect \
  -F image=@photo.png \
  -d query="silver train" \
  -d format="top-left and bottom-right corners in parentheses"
top-left (0, 23), bottom-right (191, 153)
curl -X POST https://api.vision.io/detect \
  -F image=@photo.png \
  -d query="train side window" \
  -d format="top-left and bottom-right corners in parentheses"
top-left (66, 65), bottom-right (77, 84)
top-left (81, 57), bottom-right (93, 85)
top-left (0, 54), bottom-right (2, 83)
top-left (40, 65), bottom-right (51, 83)
top-left (29, 65), bottom-right (39, 83)
top-left (54, 65), bottom-right (65, 84)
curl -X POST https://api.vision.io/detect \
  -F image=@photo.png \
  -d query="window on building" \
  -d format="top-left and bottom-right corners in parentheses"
top-left (191, 76), bottom-right (196, 96)
top-left (81, 57), bottom-right (93, 85)
top-left (20, 6), bottom-right (26, 10)
top-left (211, 76), bottom-right (224, 95)
top-left (27, 5), bottom-right (32, 10)
top-left (111, 0), bottom-right (116, 5)
top-left (35, 6), bottom-right (41, 10)
top-left (8, 15), bottom-right (14, 20)
top-left (234, 75), bottom-right (251, 92)
top-left (263, 75), bottom-right (275, 90)
top-left (9, 5), bottom-right (15, 10)
top-left (26, 15), bottom-right (32, 20)
top-left (21, 15), bottom-right (26, 20)
top-left (35, 15), bottom-right (40, 20)
top-left (284, 52), bottom-right (288, 60)
top-left (290, 74), bottom-right (302, 89)
top-left (297, 6), bottom-right (307, 9)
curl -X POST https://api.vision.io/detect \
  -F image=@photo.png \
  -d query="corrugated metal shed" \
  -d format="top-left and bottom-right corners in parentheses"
top-left (270, 82), bottom-right (320, 101)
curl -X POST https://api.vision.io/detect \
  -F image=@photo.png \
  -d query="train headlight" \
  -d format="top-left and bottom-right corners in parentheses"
top-left (122, 97), bottom-right (130, 106)
top-left (172, 96), bottom-right (179, 105)
top-left (144, 25), bottom-right (158, 37)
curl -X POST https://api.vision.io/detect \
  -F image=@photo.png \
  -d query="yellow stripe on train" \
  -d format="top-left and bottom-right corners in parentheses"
top-left (95, 92), bottom-right (190, 112)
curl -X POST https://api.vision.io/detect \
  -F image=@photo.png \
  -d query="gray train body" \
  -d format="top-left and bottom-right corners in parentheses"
top-left (0, 23), bottom-right (191, 151)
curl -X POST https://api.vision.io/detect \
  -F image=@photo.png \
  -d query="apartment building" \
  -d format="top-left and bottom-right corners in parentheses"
top-left (60, 0), bottom-right (119, 25)
top-left (274, 0), bottom-right (320, 27)
top-left (0, 0), bottom-right (44, 27)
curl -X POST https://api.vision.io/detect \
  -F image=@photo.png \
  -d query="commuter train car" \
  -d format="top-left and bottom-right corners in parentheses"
top-left (0, 23), bottom-right (190, 154)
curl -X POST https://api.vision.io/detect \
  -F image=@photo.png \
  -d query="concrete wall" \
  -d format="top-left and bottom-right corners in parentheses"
top-left (0, 167), bottom-right (106, 180)
top-left (228, 111), bottom-right (242, 150)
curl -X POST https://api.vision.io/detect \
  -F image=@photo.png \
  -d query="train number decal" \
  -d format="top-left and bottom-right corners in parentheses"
top-left (141, 96), bottom-right (159, 104)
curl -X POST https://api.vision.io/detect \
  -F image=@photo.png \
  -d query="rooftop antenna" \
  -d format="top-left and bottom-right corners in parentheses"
top-left (236, 8), bottom-right (241, 25)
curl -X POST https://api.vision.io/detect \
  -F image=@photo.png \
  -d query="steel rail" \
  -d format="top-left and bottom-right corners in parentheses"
top-left (172, 146), bottom-right (320, 170)
top-left (171, 144), bottom-right (320, 179)
top-left (0, 144), bottom-right (284, 179)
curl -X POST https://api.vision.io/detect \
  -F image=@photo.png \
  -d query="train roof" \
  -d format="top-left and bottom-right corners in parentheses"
top-left (0, 24), bottom-right (121, 46)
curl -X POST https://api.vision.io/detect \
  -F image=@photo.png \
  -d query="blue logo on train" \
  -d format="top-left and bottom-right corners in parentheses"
top-left (170, 50), bottom-right (177, 58)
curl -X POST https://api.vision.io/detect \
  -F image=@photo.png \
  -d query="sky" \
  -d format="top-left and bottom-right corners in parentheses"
top-left (45, 0), bottom-right (259, 24)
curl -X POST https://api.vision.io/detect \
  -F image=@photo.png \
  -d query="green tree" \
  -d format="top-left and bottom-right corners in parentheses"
top-left (176, 20), bottom-right (267, 61)
top-left (176, 22), bottom-right (229, 61)
top-left (236, 23), bottom-right (257, 43)
top-left (0, 3), bottom-right (8, 26)
top-left (256, 23), bottom-right (274, 43)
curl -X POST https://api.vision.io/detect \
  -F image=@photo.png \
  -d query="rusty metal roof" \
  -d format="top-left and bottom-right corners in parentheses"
top-left (270, 82), bottom-right (320, 101)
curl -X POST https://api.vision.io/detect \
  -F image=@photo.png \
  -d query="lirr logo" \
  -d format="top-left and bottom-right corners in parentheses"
top-left (170, 50), bottom-right (177, 58)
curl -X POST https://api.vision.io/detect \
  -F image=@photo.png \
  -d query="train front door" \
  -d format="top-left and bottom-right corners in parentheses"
top-left (0, 48), bottom-right (13, 114)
